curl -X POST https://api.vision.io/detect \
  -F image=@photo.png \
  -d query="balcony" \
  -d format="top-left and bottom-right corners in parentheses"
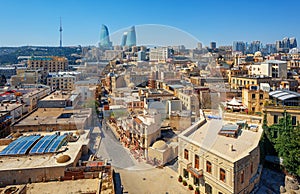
top-left (187, 163), bottom-right (203, 179)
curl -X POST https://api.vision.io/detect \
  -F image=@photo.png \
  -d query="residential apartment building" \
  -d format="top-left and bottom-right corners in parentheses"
top-left (47, 74), bottom-right (76, 91)
top-left (75, 78), bottom-right (100, 103)
top-left (230, 75), bottom-right (272, 90)
top-left (178, 117), bottom-right (262, 194)
top-left (10, 69), bottom-right (41, 87)
top-left (117, 109), bottom-right (161, 157)
top-left (21, 86), bottom-right (51, 112)
top-left (176, 88), bottom-right (199, 115)
top-left (27, 56), bottom-right (68, 72)
top-left (249, 60), bottom-right (287, 79)
top-left (149, 47), bottom-right (172, 62)
top-left (242, 85), bottom-right (269, 114)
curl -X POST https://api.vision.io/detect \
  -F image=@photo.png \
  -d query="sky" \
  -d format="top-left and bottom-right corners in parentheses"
top-left (0, 0), bottom-right (299, 47)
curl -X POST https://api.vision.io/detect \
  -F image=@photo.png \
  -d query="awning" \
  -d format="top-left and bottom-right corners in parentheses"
top-left (187, 167), bottom-right (203, 179)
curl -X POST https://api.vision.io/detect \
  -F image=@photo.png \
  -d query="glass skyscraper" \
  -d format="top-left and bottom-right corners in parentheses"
top-left (121, 32), bottom-right (127, 47)
top-left (125, 26), bottom-right (136, 47)
top-left (99, 24), bottom-right (112, 49)
top-left (233, 41), bottom-right (246, 53)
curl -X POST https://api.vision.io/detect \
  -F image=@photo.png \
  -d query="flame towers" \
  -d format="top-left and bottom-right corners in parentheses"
top-left (99, 24), bottom-right (112, 50)
top-left (126, 26), bottom-right (136, 47)
top-left (121, 32), bottom-right (127, 47)
top-left (122, 26), bottom-right (136, 47)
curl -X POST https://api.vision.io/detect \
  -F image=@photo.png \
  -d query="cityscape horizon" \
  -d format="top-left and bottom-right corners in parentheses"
top-left (0, 1), bottom-right (299, 194)
top-left (1, 0), bottom-right (300, 47)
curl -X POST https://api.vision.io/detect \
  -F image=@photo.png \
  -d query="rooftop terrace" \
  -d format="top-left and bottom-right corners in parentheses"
top-left (180, 117), bottom-right (262, 162)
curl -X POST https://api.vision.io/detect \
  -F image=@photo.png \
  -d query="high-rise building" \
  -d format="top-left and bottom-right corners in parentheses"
top-left (121, 32), bottom-right (127, 47)
top-left (248, 41), bottom-right (261, 53)
top-left (265, 44), bottom-right (277, 54)
top-left (197, 42), bottom-right (202, 50)
top-left (233, 41), bottom-right (246, 53)
top-left (282, 37), bottom-right (290, 49)
top-left (125, 26), bottom-right (137, 47)
top-left (290, 37), bottom-right (297, 49)
top-left (276, 40), bottom-right (282, 51)
top-left (276, 37), bottom-right (297, 52)
top-left (210, 42), bottom-right (216, 50)
top-left (99, 24), bottom-right (112, 50)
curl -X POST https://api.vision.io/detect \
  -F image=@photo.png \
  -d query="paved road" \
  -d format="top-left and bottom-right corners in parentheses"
top-left (95, 119), bottom-right (136, 169)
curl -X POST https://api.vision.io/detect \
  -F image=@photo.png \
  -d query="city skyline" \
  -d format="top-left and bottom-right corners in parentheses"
top-left (0, 0), bottom-right (300, 47)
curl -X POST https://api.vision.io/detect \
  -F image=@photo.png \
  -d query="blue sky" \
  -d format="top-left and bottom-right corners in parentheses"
top-left (0, 0), bottom-right (299, 47)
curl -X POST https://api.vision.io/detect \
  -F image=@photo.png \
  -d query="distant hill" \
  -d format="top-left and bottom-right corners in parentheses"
top-left (0, 46), bottom-right (82, 65)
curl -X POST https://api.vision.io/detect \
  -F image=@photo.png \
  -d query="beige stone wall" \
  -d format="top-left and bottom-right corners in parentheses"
top-left (148, 147), bottom-right (174, 165)
top-left (0, 166), bottom-right (65, 187)
top-left (234, 146), bottom-right (260, 193)
top-left (265, 107), bottom-right (300, 126)
top-left (145, 130), bottom-right (160, 148)
top-left (11, 122), bottom-right (82, 133)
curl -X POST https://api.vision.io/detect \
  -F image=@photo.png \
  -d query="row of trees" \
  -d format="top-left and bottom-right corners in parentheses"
top-left (262, 112), bottom-right (300, 177)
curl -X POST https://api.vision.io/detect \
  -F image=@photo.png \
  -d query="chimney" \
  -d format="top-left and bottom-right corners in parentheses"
top-left (229, 144), bottom-right (233, 151)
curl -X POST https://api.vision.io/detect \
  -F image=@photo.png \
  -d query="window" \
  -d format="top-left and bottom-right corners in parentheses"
top-left (195, 155), bottom-right (199, 169)
top-left (206, 161), bottom-right (212, 173)
top-left (220, 168), bottom-right (226, 182)
top-left (274, 115), bottom-right (278, 124)
top-left (194, 176), bottom-right (199, 186)
top-left (205, 183), bottom-right (212, 194)
top-left (250, 162), bottom-right (253, 174)
top-left (252, 94), bottom-right (256, 99)
top-left (183, 169), bottom-right (189, 179)
top-left (241, 170), bottom-right (244, 184)
top-left (219, 192), bottom-right (223, 194)
top-left (259, 94), bottom-right (263, 99)
top-left (292, 116), bottom-right (297, 126)
top-left (184, 149), bottom-right (189, 160)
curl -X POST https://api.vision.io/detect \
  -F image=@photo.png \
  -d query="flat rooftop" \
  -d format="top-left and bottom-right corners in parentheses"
top-left (26, 179), bottom-right (99, 194)
top-left (0, 130), bottom-right (90, 171)
top-left (180, 118), bottom-right (262, 162)
top-left (41, 92), bottom-right (72, 101)
top-left (13, 108), bottom-right (91, 127)
top-left (0, 103), bottom-right (22, 112)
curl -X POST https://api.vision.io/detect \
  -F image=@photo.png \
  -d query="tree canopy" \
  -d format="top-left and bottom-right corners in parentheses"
top-left (268, 113), bottom-right (300, 177)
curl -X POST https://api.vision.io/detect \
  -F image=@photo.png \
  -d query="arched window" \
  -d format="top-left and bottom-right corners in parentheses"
top-left (220, 168), bottom-right (226, 182)
top-left (241, 170), bottom-right (244, 184)
top-left (184, 149), bottom-right (189, 160)
top-left (206, 161), bottom-right (212, 173)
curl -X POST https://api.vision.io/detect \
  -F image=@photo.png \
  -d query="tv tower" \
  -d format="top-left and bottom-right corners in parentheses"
top-left (59, 17), bottom-right (63, 48)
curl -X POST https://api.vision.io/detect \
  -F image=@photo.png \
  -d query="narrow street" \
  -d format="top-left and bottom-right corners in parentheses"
top-left (95, 119), bottom-right (136, 169)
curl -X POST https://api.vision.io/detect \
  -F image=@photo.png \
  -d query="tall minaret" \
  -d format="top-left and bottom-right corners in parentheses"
top-left (59, 17), bottom-right (63, 48)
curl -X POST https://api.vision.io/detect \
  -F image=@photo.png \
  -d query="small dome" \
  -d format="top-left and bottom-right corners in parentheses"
top-left (254, 51), bottom-right (262, 57)
top-left (12, 132), bottom-right (22, 139)
top-left (76, 129), bottom-right (85, 135)
top-left (152, 140), bottom-right (168, 150)
top-left (56, 155), bottom-right (71, 163)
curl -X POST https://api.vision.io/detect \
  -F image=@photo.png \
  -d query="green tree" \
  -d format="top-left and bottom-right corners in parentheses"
top-left (269, 112), bottom-right (300, 176)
